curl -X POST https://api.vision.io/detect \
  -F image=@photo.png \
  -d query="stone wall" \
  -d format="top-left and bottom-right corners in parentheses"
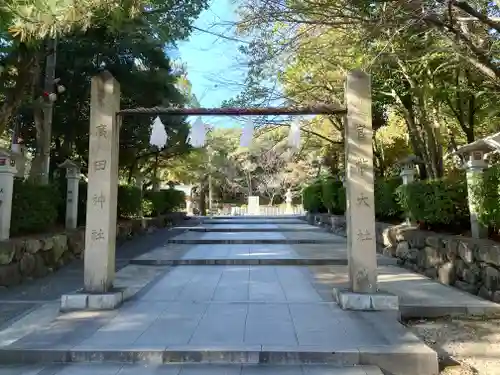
top-left (305, 212), bottom-right (500, 303)
top-left (0, 213), bottom-right (187, 287)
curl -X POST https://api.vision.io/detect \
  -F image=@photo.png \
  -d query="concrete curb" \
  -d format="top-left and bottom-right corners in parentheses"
top-left (0, 345), bottom-right (438, 375)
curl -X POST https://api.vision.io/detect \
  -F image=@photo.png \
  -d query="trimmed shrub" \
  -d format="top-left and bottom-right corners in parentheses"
top-left (374, 177), bottom-right (402, 221)
top-left (145, 189), bottom-right (185, 216)
top-left (117, 185), bottom-right (142, 218)
top-left (471, 165), bottom-right (500, 229)
top-left (12, 179), bottom-right (61, 235)
top-left (321, 177), bottom-right (345, 214)
top-left (395, 176), bottom-right (469, 227)
top-left (302, 180), bottom-right (326, 213)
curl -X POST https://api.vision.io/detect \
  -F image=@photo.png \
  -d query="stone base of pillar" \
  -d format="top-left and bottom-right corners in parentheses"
top-left (332, 287), bottom-right (399, 312)
top-left (60, 287), bottom-right (132, 312)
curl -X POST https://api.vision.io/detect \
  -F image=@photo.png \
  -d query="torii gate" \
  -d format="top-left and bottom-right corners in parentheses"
top-left (71, 69), bottom-right (389, 312)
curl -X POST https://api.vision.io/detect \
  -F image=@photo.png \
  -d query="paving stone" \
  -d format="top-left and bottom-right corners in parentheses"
top-left (244, 304), bottom-right (297, 346)
top-left (189, 304), bottom-right (247, 345)
top-left (0, 364), bottom-right (46, 375)
top-left (249, 267), bottom-right (286, 302)
top-left (134, 302), bottom-right (207, 346)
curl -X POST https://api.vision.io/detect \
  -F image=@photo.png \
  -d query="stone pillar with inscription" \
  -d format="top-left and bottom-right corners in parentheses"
top-left (0, 149), bottom-right (17, 240)
top-left (332, 70), bottom-right (398, 312)
top-left (59, 160), bottom-right (81, 229)
top-left (84, 71), bottom-right (120, 294)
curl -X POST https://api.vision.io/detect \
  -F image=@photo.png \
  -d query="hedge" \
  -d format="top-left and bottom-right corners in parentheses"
top-left (15, 180), bottom-right (185, 236)
top-left (303, 173), bottom-right (472, 230)
top-left (321, 177), bottom-right (345, 215)
top-left (302, 179), bottom-right (326, 213)
top-left (145, 188), bottom-right (186, 216)
top-left (395, 177), bottom-right (469, 227)
top-left (471, 165), bottom-right (500, 230)
top-left (12, 179), bottom-right (61, 235)
top-left (375, 177), bottom-right (402, 221)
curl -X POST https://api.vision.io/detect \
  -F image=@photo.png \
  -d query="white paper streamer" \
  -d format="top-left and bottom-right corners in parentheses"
top-left (240, 119), bottom-right (254, 147)
top-left (149, 116), bottom-right (168, 148)
top-left (189, 117), bottom-right (206, 148)
top-left (288, 120), bottom-right (301, 149)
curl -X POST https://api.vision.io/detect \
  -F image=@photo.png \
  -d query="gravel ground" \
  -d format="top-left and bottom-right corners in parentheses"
top-left (407, 317), bottom-right (500, 375)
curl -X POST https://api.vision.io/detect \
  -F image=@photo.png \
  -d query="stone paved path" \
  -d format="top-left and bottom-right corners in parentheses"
top-left (0, 219), bottom-right (199, 329)
top-left (0, 216), bottom-right (442, 374)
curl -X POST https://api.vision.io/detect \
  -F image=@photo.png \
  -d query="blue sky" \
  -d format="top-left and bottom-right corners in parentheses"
top-left (178, 0), bottom-right (247, 127)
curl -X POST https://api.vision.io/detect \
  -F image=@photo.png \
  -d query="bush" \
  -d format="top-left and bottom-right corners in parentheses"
top-left (302, 180), bottom-right (326, 213)
top-left (145, 188), bottom-right (185, 216)
top-left (12, 179), bottom-right (61, 235)
top-left (321, 177), bottom-right (345, 214)
top-left (396, 176), bottom-right (469, 227)
top-left (117, 185), bottom-right (142, 218)
top-left (375, 177), bottom-right (402, 221)
top-left (471, 165), bottom-right (500, 229)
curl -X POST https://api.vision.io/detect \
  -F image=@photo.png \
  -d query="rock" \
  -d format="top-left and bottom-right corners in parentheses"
top-left (425, 236), bottom-right (441, 249)
top-left (458, 240), bottom-right (475, 264)
top-left (482, 265), bottom-right (500, 291)
top-left (0, 263), bottom-right (21, 286)
top-left (382, 228), bottom-right (397, 247)
top-left (455, 280), bottom-right (479, 295)
top-left (41, 237), bottom-right (54, 251)
top-left (32, 253), bottom-right (48, 278)
top-left (51, 234), bottom-right (68, 262)
top-left (24, 239), bottom-right (42, 254)
top-left (19, 253), bottom-right (35, 277)
top-left (424, 267), bottom-right (437, 279)
top-left (438, 262), bottom-right (455, 285)
top-left (67, 230), bottom-right (85, 255)
top-left (462, 264), bottom-right (481, 285)
top-left (405, 229), bottom-right (426, 249)
top-left (423, 246), bottom-right (442, 268)
top-left (382, 246), bottom-right (396, 257)
top-left (478, 285), bottom-right (492, 300)
top-left (454, 258), bottom-right (465, 280)
top-left (493, 291), bottom-right (500, 303)
top-left (407, 248), bottom-right (420, 264)
top-left (442, 238), bottom-right (459, 261)
top-left (0, 241), bottom-right (17, 265)
top-left (395, 241), bottom-right (410, 259)
top-left (476, 244), bottom-right (500, 268)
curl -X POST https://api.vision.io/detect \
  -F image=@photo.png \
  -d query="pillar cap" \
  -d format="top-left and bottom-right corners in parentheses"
top-left (58, 159), bottom-right (81, 169)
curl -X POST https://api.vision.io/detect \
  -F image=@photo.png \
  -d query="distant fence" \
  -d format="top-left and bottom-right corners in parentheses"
top-left (219, 205), bottom-right (305, 216)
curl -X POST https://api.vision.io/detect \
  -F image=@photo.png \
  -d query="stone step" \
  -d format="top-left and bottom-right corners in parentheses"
top-left (166, 239), bottom-right (338, 244)
top-left (129, 258), bottom-right (350, 266)
top-left (177, 227), bottom-right (321, 232)
top-left (202, 220), bottom-right (306, 224)
top-left (0, 346), bottom-right (434, 374)
top-left (204, 216), bottom-right (305, 220)
top-left (0, 363), bottom-right (385, 375)
top-left (129, 257), bottom-right (397, 267)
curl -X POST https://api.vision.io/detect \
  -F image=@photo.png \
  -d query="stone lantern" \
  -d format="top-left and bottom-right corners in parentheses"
top-left (398, 154), bottom-right (421, 186)
top-left (451, 134), bottom-right (500, 239)
top-left (58, 159), bottom-right (81, 230)
top-left (0, 149), bottom-right (17, 240)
